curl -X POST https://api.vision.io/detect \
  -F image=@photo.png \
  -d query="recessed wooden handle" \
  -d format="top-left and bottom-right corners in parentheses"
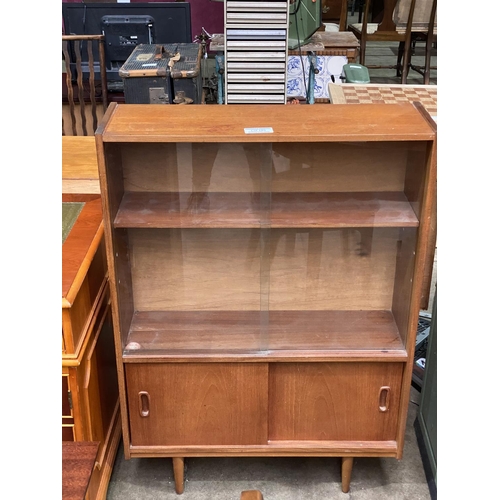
top-left (139, 391), bottom-right (150, 417)
top-left (378, 386), bottom-right (391, 412)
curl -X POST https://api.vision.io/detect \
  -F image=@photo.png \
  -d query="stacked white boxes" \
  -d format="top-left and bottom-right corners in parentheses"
top-left (224, 1), bottom-right (289, 104)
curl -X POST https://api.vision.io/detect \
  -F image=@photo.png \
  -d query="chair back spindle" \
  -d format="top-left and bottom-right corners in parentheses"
top-left (62, 35), bottom-right (108, 136)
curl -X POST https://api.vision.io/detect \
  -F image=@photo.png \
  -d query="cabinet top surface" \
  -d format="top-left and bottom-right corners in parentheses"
top-left (97, 103), bottom-right (436, 143)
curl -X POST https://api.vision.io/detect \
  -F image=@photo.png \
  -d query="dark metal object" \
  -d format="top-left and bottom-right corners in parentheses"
top-left (120, 43), bottom-right (202, 104)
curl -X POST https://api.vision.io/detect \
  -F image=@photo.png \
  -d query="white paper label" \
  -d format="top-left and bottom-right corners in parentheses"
top-left (244, 127), bottom-right (274, 134)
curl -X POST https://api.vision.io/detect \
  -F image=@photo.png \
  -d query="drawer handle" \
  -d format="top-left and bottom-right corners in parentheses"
top-left (378, 386), bottom-right (391, 412)
top-left (139, 391), bottom-right (150, 417)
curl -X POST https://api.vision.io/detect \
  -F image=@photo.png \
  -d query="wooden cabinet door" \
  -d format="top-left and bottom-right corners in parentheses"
top-left (269, 362), bottom-right (403, 442)
top-left (126, 363), bottom-right (268, 446)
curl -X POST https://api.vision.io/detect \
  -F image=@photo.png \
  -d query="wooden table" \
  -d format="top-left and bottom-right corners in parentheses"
top-left (62, 193), bottom-right (121, 500)
top-left (210, 31), bottom-right (359, 62)
top-left (62, 441), bottom-right (99, 500)
top-left (62, 193), bottom-right (103, 331)
top-left (288, 32), bottom-right (359, 62)
top-left (62, 136), bottom-right (100, 194)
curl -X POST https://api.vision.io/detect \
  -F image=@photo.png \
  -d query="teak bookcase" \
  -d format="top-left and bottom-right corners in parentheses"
top-left (96, 102), bottom-right (436, 493)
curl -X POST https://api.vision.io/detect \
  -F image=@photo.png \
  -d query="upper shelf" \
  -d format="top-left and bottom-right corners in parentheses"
top-left (114, 191), bottom-right (419, 228)
top-left (97, 103), bottom-right (436, 143)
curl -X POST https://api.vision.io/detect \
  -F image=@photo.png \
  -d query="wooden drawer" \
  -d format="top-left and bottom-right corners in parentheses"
top-left (125, 363), bottom-right (268, 447)
top-left (269, 362), bottom-right (403, 442)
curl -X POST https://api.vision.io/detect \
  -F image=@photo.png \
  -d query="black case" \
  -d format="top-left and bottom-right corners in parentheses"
top-left (119, 43), bottom-right (202, 104)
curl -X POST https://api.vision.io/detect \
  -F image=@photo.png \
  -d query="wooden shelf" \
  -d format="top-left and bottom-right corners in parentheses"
top-left (114, 191), bottom-right (419, 228)
top-left (123, 310), bottom-right (407, 361)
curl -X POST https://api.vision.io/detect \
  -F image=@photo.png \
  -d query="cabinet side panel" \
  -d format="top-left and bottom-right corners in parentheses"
top-left (86, 239), bottom-right (107, 302)
top-left (126, 363), bottom-right (268, 446)
top-left (391, 228), bottom-right (417, 348)
top-left (83, 299), bottom-right (119, 467)
top-left (67, 278), bottom-right (92, 354)
top-left (113, 228), bottom-right (135, 347)
top-left (404, 141), bottom-right (436, 310)
top-left (404, 143), bottom-right (428, 221)
top-left (269, 363), bottom-right (403, 441)
top-left (101, 143), bottom-right (135, 349)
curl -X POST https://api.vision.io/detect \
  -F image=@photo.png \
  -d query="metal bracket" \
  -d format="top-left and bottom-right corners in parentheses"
top-left (149, 87), bottom-right (169, 104)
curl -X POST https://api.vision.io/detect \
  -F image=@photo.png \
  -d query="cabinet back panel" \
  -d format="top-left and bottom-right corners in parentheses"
top-left (129, 228), bottom-right (261, 311)
top-left (129, 227), bottom-right (398, 311)
top-left (120, 142), bottom-right (408, 193)
top-left (271, 143), bottom-right (408, 193)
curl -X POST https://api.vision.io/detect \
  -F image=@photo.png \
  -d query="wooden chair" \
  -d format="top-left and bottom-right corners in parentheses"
top-left (401, 0), bottom-right (437, 84)
top-left (346, 0), bottom-right (417, 82)
top-left (321, 0), bottom-right (349, 31)
top-left (62, 35), bottom-right (108, 136)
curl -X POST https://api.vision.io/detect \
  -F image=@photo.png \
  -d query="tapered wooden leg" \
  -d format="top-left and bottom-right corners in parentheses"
top-left (341, 457), bottom-right (354, 493)
top-left (172, 457), bottom-right (185, 494)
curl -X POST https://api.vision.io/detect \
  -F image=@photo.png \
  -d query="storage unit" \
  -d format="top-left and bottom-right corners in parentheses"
top-left (62, 194), bottom-right (121, 500)
top-left (119, 43), bottom-right (202, 104)
top-left (96, 102), bottom-right (436, 493)
top-left (224, 0), bottom-right (289, 103)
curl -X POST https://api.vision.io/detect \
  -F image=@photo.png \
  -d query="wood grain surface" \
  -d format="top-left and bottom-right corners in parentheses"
top-left (118, 141), bottom-right (409, 195)
top-left (62, 136), bottom-right (100, 194)
top-left (122, 310), bottom-right (406, 360)
top-left (126, 227), bottom-right (400, 312)
top-left (269, 363), bottom-right (403, 441)
top-left (98, 103), bottom-right (435, 142)
top-left (94, 103), bottom-right (436, 476)
top-left (125, 363), bottom-right (268, 446)
top-left (62, 441), bottom-right (99, 500)
top-left (115, 191), bottom-right (419, 228)
top-left (62, 196), bottom-right (103, 303)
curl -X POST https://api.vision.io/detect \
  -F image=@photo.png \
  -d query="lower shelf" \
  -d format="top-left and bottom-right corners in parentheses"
top-left (123, 310), bottom-right (407, 361)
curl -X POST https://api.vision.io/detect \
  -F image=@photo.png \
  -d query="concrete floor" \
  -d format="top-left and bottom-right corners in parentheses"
top-left (105, 13), bottom-right (437, 500)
